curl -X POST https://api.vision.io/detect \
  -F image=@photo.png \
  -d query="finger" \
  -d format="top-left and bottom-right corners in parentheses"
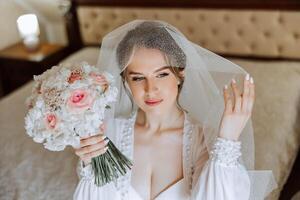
top-left (80, 135), bottom-right (90, 140)
top-left (75, 139), bottom-right (109, 157)
top-left (231, 79), bottom-right (242, 112)
top-left (247, 77), bottom-right (255, 113)
top-left (223, 84), bottom-right (233, 113)
top-left (80, 134), bottom-right (107, 148)
top-left (99, 123), bottom-right (106, 132)
top-left (85, 146), bottom-right (109, 161)
top-left (249, 77), bottom-right (255, 98)
top-left (98, 123), bottom-right (108, 135)
top-left (80, 132), bottom-right (104, 141)
top-left (242, 74), bottom-right (250, 112)
top-left (243, 74), bottom-right (250, 97)
top-left (77, 139), bottom-right (109, 156)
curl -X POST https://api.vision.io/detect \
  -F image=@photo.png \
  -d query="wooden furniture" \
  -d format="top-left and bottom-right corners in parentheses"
top-left (0, 42), bottom-right (71, 97)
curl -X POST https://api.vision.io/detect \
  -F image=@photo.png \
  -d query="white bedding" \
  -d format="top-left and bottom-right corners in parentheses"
top-left (0, 47), bottom-right (299, 200)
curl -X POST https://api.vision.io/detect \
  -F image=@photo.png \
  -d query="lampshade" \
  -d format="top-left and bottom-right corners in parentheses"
top-left (16, 14), bottom-right (40, 51)
top-left (17, 14), bottom-right (40, 38)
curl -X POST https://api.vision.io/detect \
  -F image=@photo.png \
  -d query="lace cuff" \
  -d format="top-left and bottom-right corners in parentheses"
top-left (210, 137), bottom-right (242, 167)
top-left (76, 160), bottom-right (94, 180)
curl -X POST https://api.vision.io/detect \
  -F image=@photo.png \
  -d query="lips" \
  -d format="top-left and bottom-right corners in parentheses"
top-left (144, 99), bottom-right (163, 106)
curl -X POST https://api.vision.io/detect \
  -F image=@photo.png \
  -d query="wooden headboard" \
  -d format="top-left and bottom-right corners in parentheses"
top-left (65, 0), bottom-right (300, 60)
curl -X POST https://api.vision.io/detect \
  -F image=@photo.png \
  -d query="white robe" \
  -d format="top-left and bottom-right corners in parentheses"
top-left (73, 111), bottom-right (250, 200)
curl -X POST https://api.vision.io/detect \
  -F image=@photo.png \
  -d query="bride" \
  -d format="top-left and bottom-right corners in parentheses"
top-left (73, 20), bottom-right (276, 200)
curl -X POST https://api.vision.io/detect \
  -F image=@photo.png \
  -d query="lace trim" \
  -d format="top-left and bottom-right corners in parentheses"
top-left (119, 111), bottom-right (194, 198)
top-left (182, 113), bottom-right (194, 191)
top-left (210, 137), bottom-right (242, 167)
top-left (117, 111), bottom-right (136, 199)
top-left (76, 111), bottom-right (194, 198)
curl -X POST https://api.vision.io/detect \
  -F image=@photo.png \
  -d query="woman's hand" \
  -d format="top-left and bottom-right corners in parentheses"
top-left (218, 74), bottom-right (255, 141)
top-left (74, 124), bottom-right (109, 166)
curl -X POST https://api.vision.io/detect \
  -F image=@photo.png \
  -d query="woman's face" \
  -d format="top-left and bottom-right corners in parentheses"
top-left (125, 48), bottom-right (180, 115)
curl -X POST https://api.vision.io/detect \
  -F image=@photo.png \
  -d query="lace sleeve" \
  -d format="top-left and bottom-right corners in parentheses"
top-left (76, 159), bottom-right (94, 180)
top-left (191, 137), bottom-right (250, 200)
top-left (210, 137), bottom-right (242, 166)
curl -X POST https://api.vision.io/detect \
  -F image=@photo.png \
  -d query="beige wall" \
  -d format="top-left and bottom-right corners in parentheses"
top-left (0, 0), bottom-right (67, 50)
top-left (0, 1), bottom-right (24, 49)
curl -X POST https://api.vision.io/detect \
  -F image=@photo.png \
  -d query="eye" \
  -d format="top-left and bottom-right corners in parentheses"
top-left (132, 76), bottom-right (145, 81)
top-left (156, 72), bottom-right (169, 78)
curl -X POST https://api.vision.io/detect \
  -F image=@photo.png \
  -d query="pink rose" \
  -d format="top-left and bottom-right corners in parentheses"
top-left (68, 71), bottom-right (82, 83)
top-left (89, 72), bottom-right (108, 91)
top-left (67, 89), bottom-right (95, 112)
top-left (45, 114), bottom-right (57, 129)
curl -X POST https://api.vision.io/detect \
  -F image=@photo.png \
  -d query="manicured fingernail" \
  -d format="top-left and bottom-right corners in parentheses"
top-left (102, 135), bottom-right (107, 140)
top-left (232, 79), bottom-right (236, 84)
top-left (224, 84), bottom-right (228, 89)
top-left (250, 77), bottom-right (254, 84)
top-left (104, 146), bottom-right (109, 151)
top-left (246, 74), bottom-right (250, 81)
top-left (104, 139), bottom-right (109, 144)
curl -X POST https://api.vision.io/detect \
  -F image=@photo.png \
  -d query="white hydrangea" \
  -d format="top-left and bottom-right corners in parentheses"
top-left (24, 62), bottom-right (118, 151)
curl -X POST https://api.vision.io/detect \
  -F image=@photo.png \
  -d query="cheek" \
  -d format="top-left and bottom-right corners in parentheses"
top-left (161, 79), bottom-right (179, 99)
top-left (127, 82), bottom-right (145, 102)
top-left (126, 77), bottom-right (179, 103)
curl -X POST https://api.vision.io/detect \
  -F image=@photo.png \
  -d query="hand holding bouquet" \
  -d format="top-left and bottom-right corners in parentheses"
top-left (25, 62), bottom-right (133, 186)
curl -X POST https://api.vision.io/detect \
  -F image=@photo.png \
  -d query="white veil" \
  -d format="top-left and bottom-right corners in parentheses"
top-left (96, 19), bottom-right (277, 199)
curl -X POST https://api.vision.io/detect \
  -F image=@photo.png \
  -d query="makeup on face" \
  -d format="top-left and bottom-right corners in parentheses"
top-left (128, 66), bottom-right (171, 82)
top-left (144, 99), bottom-right (163, 106)
top-left (127, 66), bottom-right (170, 107)
top-left (124, 48), bottom-right (180, 113)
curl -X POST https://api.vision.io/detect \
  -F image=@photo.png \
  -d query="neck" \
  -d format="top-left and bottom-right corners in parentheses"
top-left (136, 106), bottom-right (184, 134)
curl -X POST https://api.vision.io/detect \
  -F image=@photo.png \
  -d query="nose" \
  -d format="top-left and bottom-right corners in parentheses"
top-left (145, 78), bottom-right (158, 94)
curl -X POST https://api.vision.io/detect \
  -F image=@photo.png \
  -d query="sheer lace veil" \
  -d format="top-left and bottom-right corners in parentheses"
top-left (96, 19), bottom-right (277, 199)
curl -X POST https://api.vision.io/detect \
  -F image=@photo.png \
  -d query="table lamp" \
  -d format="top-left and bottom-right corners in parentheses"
top-left (17, 14), bottom-right (40, 51)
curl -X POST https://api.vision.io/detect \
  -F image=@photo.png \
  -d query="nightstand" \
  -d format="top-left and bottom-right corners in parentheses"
top-left (0, 42), bottom-right (71, 97)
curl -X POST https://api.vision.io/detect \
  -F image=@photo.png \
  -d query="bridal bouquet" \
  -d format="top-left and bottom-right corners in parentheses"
top-left (24, 62), bottom-right (133, 186)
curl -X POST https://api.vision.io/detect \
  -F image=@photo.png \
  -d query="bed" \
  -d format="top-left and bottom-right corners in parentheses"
top-left (0, 0), bottom-right (299, 199)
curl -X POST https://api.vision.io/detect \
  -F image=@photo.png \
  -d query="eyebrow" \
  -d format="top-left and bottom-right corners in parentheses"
top-left (128, 66), bottom-right (170, 75)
